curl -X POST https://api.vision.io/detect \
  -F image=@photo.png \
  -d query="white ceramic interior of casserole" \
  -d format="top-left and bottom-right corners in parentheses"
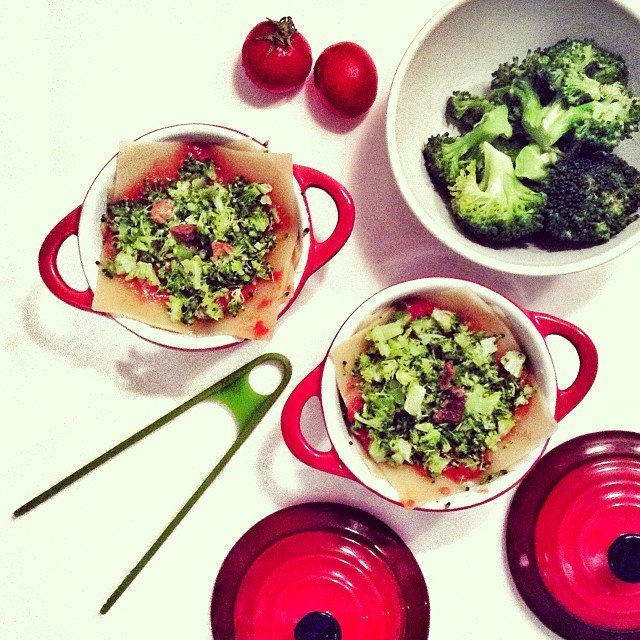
top-left (386, 0), bottom-right (640, 276)
top-left (77, 123), bottom-right (311, 350)
top-left (320, 278), bottom-right (558, 511)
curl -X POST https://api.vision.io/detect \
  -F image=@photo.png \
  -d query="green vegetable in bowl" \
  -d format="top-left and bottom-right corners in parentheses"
top-left (422, 104), bottom-right (513, 190)
top-left (449, 141), bottom-right (546, 243)
top-left (541, 150), bottom-right (640, 244)
top-left (424, 37), bottom-right (640, 246)
top-left (491, 38), bottom-right (630, 109)
top-left (497, 76), bottom-right (640, 153)
top-left (100, 155), bottom-right (278, 325)
top-left (445, 90), bottom-right (501, 129)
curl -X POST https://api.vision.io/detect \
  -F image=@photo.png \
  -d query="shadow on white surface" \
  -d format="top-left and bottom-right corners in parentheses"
top-left (21, 284), bottom-right (263, 398)
top-left (232, 54), bottom-right (308, 111)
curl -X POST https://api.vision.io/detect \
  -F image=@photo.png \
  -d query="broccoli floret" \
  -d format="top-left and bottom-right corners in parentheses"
top-left (541, 151), bottom-right (640, 244)
top-left (506, 77), bottom-right (640, 152)
top-left (578, 81), bottom-right (640, 147)
top-left (446, 90), bottom-right (499, 129)
top-left (515, 142), bottom-right (562, 181)
top-left (449, 141), bottom-right (546, 244)
top-left (491, 48), bottom-right (544, 94)
top-left (426, 38), bottom-right (640, 249)
top-left (423, 104), bottom-right (513, 189)
top-left (491, 38), bottom-right (628, 105)
top-left (490, 38), bottom-right (640, 152)
top-left (537, 38), bottom-right (629, 105)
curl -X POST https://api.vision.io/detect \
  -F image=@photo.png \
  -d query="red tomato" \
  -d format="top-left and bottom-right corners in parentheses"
top-left (313, 42), bottom-right (378, 118)
top-left (241, 16), bottom-right (312, 93)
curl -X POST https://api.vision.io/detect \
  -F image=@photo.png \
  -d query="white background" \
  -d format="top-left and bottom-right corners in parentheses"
top-left (2, 1), bottom-right (640, 638)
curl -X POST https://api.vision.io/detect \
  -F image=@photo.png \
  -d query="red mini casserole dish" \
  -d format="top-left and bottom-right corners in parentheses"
top-left (39, 123), bottom-right (355, 350)
top-left (282, 277), bottom-right (598, 511)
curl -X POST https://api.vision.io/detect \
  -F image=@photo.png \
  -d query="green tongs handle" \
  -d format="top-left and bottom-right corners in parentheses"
top-left (13, 352), bottom-right (292, 614)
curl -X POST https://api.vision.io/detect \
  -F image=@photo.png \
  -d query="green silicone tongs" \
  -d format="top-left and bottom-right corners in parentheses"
top-left (13, 352), bottom-right (292, 614)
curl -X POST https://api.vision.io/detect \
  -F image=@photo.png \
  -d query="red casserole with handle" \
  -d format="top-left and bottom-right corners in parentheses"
top-left (281, 277), bottom-right (598, 511)
top-left (39, 123), bottom-right (355, 350)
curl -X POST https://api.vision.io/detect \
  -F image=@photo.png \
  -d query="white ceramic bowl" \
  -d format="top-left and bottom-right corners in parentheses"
top-left (282, 277), bottom-right (598, 511)
top-left (39, 123), bottom-right (355, 349)
top-left (386, 0), bottom-right (640, 276)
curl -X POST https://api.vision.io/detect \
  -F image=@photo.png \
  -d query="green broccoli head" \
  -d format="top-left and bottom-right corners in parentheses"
top-left (541, 151), bottom-right (640, 244)
top-left (491, 38), bottom-right (628, 104)
top-left (489, 38), bottom-right (639, 152)
top-left (449, 141), bottom-right (546, 244)
top-left (445, 90), bottom-right (499, 129)
top-left (572, 81), bottom-right (640, 149)
top-left (505, 77), bottom-right (640, 152)
top-left (490, 47), bottom-right (545, 94)
top-left (423, 104), bottom-right (513, 189)
top-left (538, 38), bottom-right (629, 105)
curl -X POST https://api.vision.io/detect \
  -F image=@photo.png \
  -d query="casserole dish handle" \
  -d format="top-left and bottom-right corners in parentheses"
top-left (293, 165), bottom-right (355, 278)
top-left (528, 311), bottom-right (598, 421)
top-left (281, 362), bottom-right (357, 481)
top-left (38, 206), bottom-right (97, 313)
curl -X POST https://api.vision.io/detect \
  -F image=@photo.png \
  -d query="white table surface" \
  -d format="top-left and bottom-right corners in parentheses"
top-left (3, 1), bottom-right (640, 638)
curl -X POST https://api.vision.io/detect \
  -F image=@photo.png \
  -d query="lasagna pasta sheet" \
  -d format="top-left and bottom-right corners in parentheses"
top-left (92, 141), bottom-right (302, 341)
top-left (330, 287), bottom-right (558, 508)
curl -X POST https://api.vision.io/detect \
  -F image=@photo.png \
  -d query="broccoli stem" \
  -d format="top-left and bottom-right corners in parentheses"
top-left (453, 104), bottom-right (513, 156)
top-left (439, 105), bottom-right (513, 179)
top-left (515, 142), bottom-right (560, 181)
top-left (511, 79), bottom-right (593, 149)
top-left (480, 141), bottom-right (525, 200)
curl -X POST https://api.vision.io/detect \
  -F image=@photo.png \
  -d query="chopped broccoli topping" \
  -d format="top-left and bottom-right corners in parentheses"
top-left (349, 304), bottom-right (533, 479)
top-left (100, 154), bottom-right (279, 325)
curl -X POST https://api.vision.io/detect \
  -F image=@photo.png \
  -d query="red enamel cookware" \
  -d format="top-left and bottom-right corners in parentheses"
top-left (39, 123), bottom-right (355, 349)
top-left (281, 277), bottom-right (598, 511)
top-left (506, 430), bottom-right (640, 640)
top-left (210, 502), bottom-right (430, 639)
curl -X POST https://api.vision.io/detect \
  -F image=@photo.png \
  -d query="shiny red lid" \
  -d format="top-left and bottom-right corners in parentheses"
top-left (210, 502), bottom-right (429, 640)
top-left (506, 431), bottom-right (640, 640)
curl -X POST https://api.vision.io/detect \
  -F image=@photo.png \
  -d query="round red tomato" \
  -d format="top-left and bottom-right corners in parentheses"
top-left (313, 42), bottom-right (378, 118)
top-left (241, 16), bottom-right (312, 94)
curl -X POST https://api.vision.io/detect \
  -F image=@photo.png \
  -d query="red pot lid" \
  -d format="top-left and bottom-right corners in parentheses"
top-left (506, 430), bottom-right (640, 640)
top-left (210, 502), bottom-right (429, 640)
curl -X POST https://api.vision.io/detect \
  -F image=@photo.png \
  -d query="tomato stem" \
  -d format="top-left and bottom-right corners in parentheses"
top-left (259, 16), bottom-right (297, 51)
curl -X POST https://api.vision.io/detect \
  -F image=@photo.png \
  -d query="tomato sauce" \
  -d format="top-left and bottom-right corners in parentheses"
top-left (347, 396), bottom-right (364, 424)
top-left (351, 424), bottom-right (370, 449)
top-left (123, 277), bottom-right (171, 305)
top-left (441, 463), bottom-right (484, 482)
top-left (253, 321), bottom-right (270, 337)
top-left (402, 297), bottom-right (436, 320)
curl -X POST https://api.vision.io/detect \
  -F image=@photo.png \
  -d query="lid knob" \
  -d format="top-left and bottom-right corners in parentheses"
top-left (294, 611), bottom-right (342, 640)
top-left (608, 534), bottom-right (640, 583)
